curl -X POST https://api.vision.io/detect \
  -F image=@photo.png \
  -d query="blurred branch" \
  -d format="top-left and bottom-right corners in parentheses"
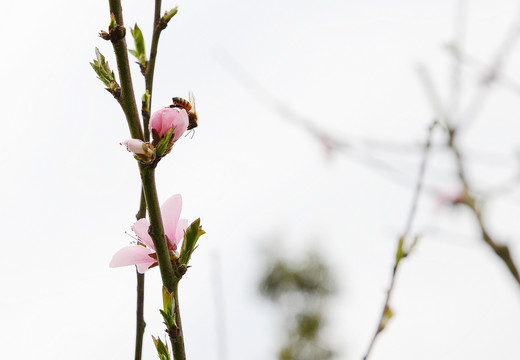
top-left (419, 38), bottom-right (520, 288)
top-left (448, 136), bottom-right (520, 286)
top-left (445, 45), bottom-right (520, 96)
top-left (363, 121), bottom-right (437, 360)
top-left (447, 0), bottom-right (467, 118)
top-left (455, 11), bottom-right (520, 131)
top-left (217, 51), bottom-right (441, 192)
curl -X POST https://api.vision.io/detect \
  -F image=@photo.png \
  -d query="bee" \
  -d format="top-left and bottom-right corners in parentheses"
top-left (171, 91), bottom-right (198, 132)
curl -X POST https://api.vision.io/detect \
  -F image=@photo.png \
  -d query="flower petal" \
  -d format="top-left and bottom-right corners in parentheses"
top-left (136, 262), bottom-right (155, 274)
top-left (175, 219), bottom-right (189, 246)
top-left (161, 194), bottom-right (182, 243)
top-left (171, 109), bottom-right (189, 142)
top-left (123, 139), bottom-right (146, 155)
top-left (132, 218), bottom-right (155, 250)
top-left (109, 245), bottom-right (155, 268)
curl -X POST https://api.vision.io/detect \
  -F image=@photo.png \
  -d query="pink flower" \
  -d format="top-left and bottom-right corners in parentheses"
top-left (109, 194), bottom-right (188, 273)
top-left (149, 107), bottom-right (189, 142)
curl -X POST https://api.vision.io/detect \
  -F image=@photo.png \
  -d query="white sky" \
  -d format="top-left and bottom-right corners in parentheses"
top-left (1, 0), bottom-right (520, 359)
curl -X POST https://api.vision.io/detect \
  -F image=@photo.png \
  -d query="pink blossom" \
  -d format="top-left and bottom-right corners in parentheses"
top-left (109, 194), bottom-right (189, 273)
top-left (149, 107), bottom-right (189, 141)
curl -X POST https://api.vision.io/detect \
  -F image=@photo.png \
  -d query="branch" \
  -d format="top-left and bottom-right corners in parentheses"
top-left (143, 1), bottom-right (178, 140)
top-left (134, 189), bottom-right (147, 360)
top-left (139, 165), bottom-right (177, 291)
top-left (171, 282), bottom-right (186, 360)
top-left (449, 138), bottom-right (520, 286)
top-left (363, 121), bottom-right (437, 360)
top-left (108, 0), bottom-right (144, 140)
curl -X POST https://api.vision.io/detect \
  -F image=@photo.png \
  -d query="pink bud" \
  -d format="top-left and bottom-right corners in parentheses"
top-left (149, 107), bottom-right (189, 141)
top-left (122, 139), bottom-right (155, 163)
top-left (123, 139), bottom-right (147, 154)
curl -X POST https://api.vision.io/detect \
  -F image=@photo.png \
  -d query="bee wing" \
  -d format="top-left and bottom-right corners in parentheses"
top-left (188, 91), bottom-right (196, 114)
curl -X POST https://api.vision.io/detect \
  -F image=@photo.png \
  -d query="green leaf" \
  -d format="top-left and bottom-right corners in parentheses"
top-left (152, 336), bottom-right (171, 360)
top-left (162, 286), bottom-right (173, 316)
top-left (179, 218), bottom-right (206, 265)
top-left (163, 7), bottom-right (178, 23)
top-left (155, 125), bottom-right (175, 157)
top-left (160, 286), bottom-right (176, 329)
top-left (132, 24), bottom-right (146, 55)
top-left (395, 237), bottom-right (405, 266)
top-left (379, 305), bottom-right (394, 332)
top-left (130, 24), bottom-right (147, 66)
top-left (91, 48), bottom-right (118, 88)
top-left (142, 90), bottom-right (151, 113)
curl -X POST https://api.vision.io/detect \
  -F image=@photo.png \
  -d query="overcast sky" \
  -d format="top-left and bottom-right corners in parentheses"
top-left (1, 0), bottom-right (520, 359)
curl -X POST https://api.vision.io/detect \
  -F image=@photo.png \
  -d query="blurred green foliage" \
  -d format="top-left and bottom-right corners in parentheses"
top-left (259, 253), bottom-right (336, 360)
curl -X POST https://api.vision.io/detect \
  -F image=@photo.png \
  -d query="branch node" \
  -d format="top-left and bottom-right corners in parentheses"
top-left (109, 25), bottom-right (127, 43)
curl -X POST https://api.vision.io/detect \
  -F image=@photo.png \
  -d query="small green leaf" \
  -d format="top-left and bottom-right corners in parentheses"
top-left (180, 218), bottom-right (206, 265)
top-left (129, 24), bottom-right (147, 67)
top-left (152, 336), bottom-right (171, 360)
top-left (109, 13), bottom-right (117, 30)
top-left (160, 286), bottom-right (176, 329)
top-left (91, 48), bottom-right (118, 89)
top-left (155, 126), bottom-right (175, 156)
top-left (142, 90), bottom-right (151, 113)
top-left (163, 7), bottom-right (178, 23)
top-left (131, 24), bottom-right (146, 55)
top-left (162, 286), bottom-right (173, 315)
top-left (395, 237), bottom-right (405, 266)
top-left (379, 305), bottom-right (394, 332)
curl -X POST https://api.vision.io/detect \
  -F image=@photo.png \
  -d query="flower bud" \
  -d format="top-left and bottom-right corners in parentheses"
top-left (149, 107), bottom-right (189, 143)
top-left (122, 139), bottom-right (155, 164)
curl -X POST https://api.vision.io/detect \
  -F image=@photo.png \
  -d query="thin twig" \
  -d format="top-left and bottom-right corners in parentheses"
top-left (363, 121), bottom-right (438, 360)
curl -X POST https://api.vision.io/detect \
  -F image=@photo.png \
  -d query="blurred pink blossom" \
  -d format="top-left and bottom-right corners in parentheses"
top-left (110, 194), bottom-right (188, 273)
top-left (437, 187), bottom-right (467, 207)
top-left (149, 107), bottom-right (189, 141)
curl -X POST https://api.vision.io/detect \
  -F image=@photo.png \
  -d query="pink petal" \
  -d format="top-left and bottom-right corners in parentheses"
top-left (132, 218), bottom-right (155, 250)
top-left (161, 194), bottom-right (182, 243)
top-left (136, 262), bottom-right (154, 274)
top-left (175, 219), bottom-right (189, 246)
top-left (123, 139), bottom-right (146, 155)
top-left (109, 245), bottom-right (155, 268)
top-left (171, 109), bottom-right (189, 142)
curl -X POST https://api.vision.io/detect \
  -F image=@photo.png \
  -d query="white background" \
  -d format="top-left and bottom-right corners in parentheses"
top-left (1, 0), bottom-right (520, 359)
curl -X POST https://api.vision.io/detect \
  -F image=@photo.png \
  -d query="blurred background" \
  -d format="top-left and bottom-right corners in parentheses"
top-left (1, 0), bottom-right (520, 359)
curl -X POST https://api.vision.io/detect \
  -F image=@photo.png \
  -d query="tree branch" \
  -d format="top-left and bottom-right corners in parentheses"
top-left (363, 121), bottom-right (437, 360)
top-left (108, 0), bottom-right (144, 140)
